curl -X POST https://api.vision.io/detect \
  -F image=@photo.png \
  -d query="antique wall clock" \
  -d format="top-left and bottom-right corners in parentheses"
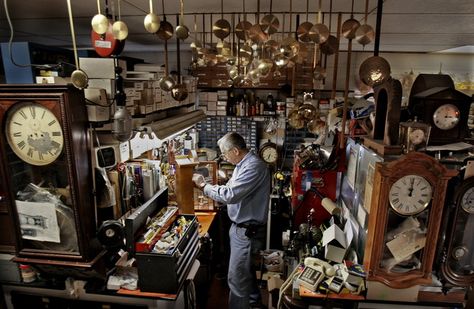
top-left (364, 152), bottom-right (457, 288)
top-left (259, 140), bottom-right (278, 165)
top-left (439, 175), bottom-right (474, 287)
top-left (0, 84), bottom-right (102, 267)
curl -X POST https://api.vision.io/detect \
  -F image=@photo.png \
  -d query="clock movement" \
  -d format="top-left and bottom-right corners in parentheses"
top-left (0, 84), bottom-right (102, 267)
top-left (364, 152), bottom-right (457, 288)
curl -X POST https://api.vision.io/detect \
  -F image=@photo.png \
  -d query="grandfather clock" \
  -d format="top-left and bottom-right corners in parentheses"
top-left (0, 84), bottom-right (103, 270)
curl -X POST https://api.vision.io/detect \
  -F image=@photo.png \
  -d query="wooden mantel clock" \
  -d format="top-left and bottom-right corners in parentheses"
top-left (364, 152), bottom-right (458, 288)
top-left (0, 84), bottom-right (102, 268)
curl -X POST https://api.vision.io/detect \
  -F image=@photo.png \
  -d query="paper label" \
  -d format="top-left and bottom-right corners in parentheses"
top-left (386, 229), bottom-right (426, 262)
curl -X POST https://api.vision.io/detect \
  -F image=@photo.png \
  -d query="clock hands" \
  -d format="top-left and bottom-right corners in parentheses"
top-left (408, 177), bottom-right (415, 197)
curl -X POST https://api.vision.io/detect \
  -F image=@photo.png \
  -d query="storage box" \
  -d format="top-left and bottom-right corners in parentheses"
top-left (125, 188), bottom-right (199, 294)
top-left (322, 224), bottom-right (348, 263)
top-left (136, 214), bottom-right (199, 294)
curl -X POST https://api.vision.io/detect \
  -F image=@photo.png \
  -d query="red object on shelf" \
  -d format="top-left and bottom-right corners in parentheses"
top-left (291, 153), bottom-right (340, 227)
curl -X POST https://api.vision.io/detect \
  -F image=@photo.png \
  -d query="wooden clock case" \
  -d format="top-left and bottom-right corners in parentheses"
top-left (364, 152), bottom-right (457, 288)
top-left (0, 84), bottom-right (103, 270)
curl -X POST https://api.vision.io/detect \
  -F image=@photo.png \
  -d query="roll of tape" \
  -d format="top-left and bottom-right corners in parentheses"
top-left (97, 220), bottom-right (124, 249)
top-left (321, 197), bottom-right (341, 215)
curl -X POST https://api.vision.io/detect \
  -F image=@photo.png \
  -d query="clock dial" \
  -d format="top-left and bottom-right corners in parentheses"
top-left (461, 186), bottom-right (474, 214)
top-left (389, 175), bottom-right (433, 215)
top-left (433, 103), bottom-right (460, 130)
top-left (409, 129), bottom-right (426, 145)
top-left (261, 146), bottom-right (278, 164)
top-left (5, 102), bottom-right (64, 166)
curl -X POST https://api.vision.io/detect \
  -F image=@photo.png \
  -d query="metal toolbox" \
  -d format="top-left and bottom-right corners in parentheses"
top-left (125, 188), bottom-right (199, 294)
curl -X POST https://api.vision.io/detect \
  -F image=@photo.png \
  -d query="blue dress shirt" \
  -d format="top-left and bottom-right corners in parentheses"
top-left (203, 151), bottom-right (270, 224)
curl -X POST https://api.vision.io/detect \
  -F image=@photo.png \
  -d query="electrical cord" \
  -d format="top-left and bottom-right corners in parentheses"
top-left (277, 264), bottom-right (301, 309)
top-left (3, 0), bottom-right (75, 69)
top-left (184, 279), bottom-right (196, 309)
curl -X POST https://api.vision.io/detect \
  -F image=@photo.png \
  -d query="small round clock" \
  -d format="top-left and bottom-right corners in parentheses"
top-left (399, 120), bottom-right (431, 153)
top-left (461, 186), bottom-right (474, 214)
top-left (5, 102), bottom-right (64, 166)
top-left (259, 141), bottom-right (278, 164)
top-left (433, 103), bottom-right (460, 130)
top-left (409, 129), bottom-right (426, 145)
top-left (389, 174), bottom-right (433, 216)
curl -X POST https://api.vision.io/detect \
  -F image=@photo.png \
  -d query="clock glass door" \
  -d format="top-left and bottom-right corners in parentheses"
top-left (2, 99), bottom-right (80, 256)
top-left (447, 207), bottom-right (474, 276)
top-left (380, 212), bottom-right (427, 273)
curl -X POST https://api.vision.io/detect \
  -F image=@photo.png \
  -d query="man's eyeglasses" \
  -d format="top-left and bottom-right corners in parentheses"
top-left (220, 148), bottom-right (234, 159)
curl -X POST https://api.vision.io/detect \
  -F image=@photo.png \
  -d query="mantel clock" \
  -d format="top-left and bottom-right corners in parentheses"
top-left (364, 152), bottom-right (457, 288)
top-left (0, 84), bottom-right (102, 267)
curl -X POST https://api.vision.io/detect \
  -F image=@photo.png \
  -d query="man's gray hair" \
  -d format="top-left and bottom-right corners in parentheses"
top-left (217, 132), bottom-right (247, 153)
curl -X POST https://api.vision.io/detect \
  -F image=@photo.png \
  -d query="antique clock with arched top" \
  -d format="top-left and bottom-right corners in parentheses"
top-left (364, 152), bottom-right (458, 288)
top-left (0, 84), bottom-right (102, 269)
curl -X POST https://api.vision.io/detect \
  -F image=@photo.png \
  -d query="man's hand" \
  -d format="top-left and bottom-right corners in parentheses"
top-left (192, 173), bottom-right (206, 189)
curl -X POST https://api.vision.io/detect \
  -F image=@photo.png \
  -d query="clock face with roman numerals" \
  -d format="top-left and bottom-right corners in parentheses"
top-left (5, 102), bottom-right (64, 166)
top-left (388, 174), bottom-right (433, 216)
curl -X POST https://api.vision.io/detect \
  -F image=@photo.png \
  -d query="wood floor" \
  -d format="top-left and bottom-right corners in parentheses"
top-left (198, 272), bottom-right (269, 309)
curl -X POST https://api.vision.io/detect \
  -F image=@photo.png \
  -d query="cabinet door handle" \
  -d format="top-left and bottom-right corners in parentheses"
top-left (0, 196), bottom-right (5, 202)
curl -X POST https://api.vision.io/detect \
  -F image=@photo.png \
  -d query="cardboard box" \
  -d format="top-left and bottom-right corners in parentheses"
top-left (86, 105), bottom-right (110, 122)
top-left (267, 274), bottom-right (284, 292)
top-left (322, 224), bottom-right (348, 263)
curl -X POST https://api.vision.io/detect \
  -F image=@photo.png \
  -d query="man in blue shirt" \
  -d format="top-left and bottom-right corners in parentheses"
top-left (193, 132), bottom-right (270, 309)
